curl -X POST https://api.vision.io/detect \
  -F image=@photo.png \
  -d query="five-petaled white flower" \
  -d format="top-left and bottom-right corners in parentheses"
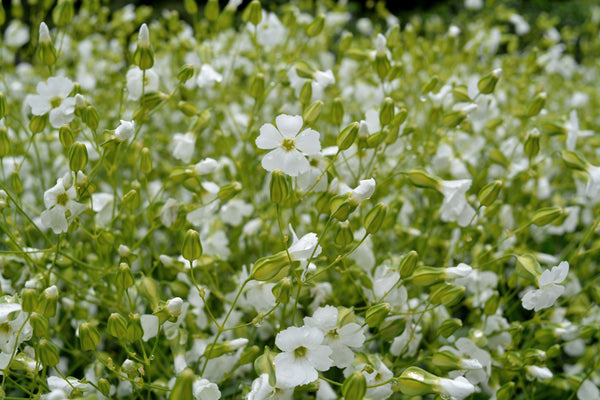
top-left (273, 326), bottom-right (333, 388)
top-left (29, 76), bottom-right (76, 128)
top-left (521, 261), bottom-right (569, 312)
top-left (256, 115), bottom-right (321, 177)
top-left (439, 179), bottom-right (476, 227)
top-left (41, 178), bottom-right (86, 234)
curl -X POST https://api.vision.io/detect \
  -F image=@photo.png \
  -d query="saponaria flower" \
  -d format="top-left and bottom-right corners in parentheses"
top-left (521, 261), bottom-right (569, 312)
top-left (29, 76), bottom-right (76, 128)
top-left (40, 178), bottom-right (87, 234)
top-left (256, 114), bottom-right (321, 177)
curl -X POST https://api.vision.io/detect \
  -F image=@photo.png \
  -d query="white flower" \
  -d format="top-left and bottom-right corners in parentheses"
top-left (351, 178), bottom-right (376, 202)
top-left (140, 314), bottom-right (159, 341)
top-left (565, 110), bottom-right (593, 151)
top-left (39, 22), bottom-right (51, 44)
top-left (220, 199), bottom-right (253, 226)
top-left (4, 20), bottom-right (30, 47)
top-left (509, 14), bottom-right (530, 36)
top-left (273, 326), bottom-right (333, 388)
top-left (172, 132), bottom-right (196, 163)
top-left (288, 226), bottom-right (322, 281)
top-left (160, 198), bottom-right (179, 228)
top-left (445, 263), bottom-right (472, 279)
top-left (362, 359), bottom-right (394, 400)
top-left (303, 306), bottom-right (365, 368)
top-left (464, 0), bottom-right (483, 10)
top-left (433, 376), bottom-right (476, 400)
top-left (288, 67), bottom-right (335, 101)
top-left (193, 378), bottom-right (221, 400)
top-left (29, 76), bottom-right (76, 128)
top-left (246, 374), bottom-right (293, 400)
top-left (40, 178), bottom-right (86, 234)
top-left (256, 114), bottom-right (321, 176)
top-left (197, 64), bottom-right (223, 88)
top-left (252, 12), bottom-right (287, 49)
top-left (521, 261), bottom-right (569, 312)
top-left (126, 67), bottom-right (159, 101)
top-left (0, 303), bottom-right (33, 370)
top-left (439, 179), bottom-right (476, 227)
top-left (526, 365), bottom-right (553, 381)
top-left (577, 379), bottom-right (600, 400)
top-left (195, 158), bottom-right (218, 175)
top-left (586, 164), bottom-right (600, 197)
top-left (115, 120), bottom-right (136, 141)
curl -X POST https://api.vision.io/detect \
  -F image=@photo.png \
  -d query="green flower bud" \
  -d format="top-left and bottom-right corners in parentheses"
top-left (379, 97), bottom-right (395, 127)
top-left (85, 105), bottom-right (99, 130)
top-left (387, 24), bottom-right (401, 47)
top-left (10, 171), bottom-right (23, 195)
top-left (97, 378), bottom-right (111, 397)
top-left (38, 285), bottom-right (58, 318)
top-left (478, 180), bottom-right (502, 207)
top-left (299, 80), bottom-right (313, 105)
top-left (483, 291), bottom-right (500, 316)
top-left (531, 206), bottom-right (563, 226)
top-left (79, 322), bottom-right (101, 351)
top-left (305, 14), bottom-right (325, 37)
top-left (0, 126), bottom-right (11, 158)
top-left (374, 52), bottom-right (391, 81)
top-left (254, 347), bottom-right (276, 387)
top-left (182, 229), bottom-right (203, 263)
top-left (242, 0), bottom-right (262, 26)
top-left (333, 221), bottom-right (354, 248)
top-left (397, 367), bottom-right (435, 396)
top-left (269, 170), bottom-right (290, 204)
top-left (30, 114), bottom-right (47, 134)
top-left (184, 0), bottom-right (198, 15)
top-left (272, 277), bottom-right (292, 304)
top-left (442, 110), bottom-right (467, 127)
top-left (251, 251), bottom-right (290, 282)
top-left (560, 150), bottom-right (587, 171)
top-left (133, 24), bottom-right (154, 70)
top-left (30, 312), bottom-right (49, 337)
top-left (193, 110), bottom-right (212, 133)
top-left (302, 100), bottom-right (323, 125)
top-left (122, 189), bottom-right (139, 211)
top-left (0, 92), bottom-right (6, 120)
top-left (331, 97), bottom-right (344, 125)
top-left (217, 181), bottom-right (242, 201)
top-left (315, 191), bottom-right (331, 214)
top-left (68, 142), bottom-right (88, 172)
top-left (406, 169), bottom-right (441, 189)
top-left (329, 193), bottom-right (357, 221)
top-left (37, 22), bottom-right (57, 66)
top-left (438, 318), bottom-right (462, 338)
top-left (107, 313), bottom-right (128, 338)
top-left (365, 302), bottom-right (391, 328)
top-left (411, 266), bottom-right (444, 286)
top-left (239, 345), bottom-right (261, 365)
top-left (127, 313), bottom-right (144, 342)
top-left (294, 60), bottom-right (315, 79)
top-left (339, 31), bottom-right (353, 52)
top-left (526, 91), bottom-right (546, 117)
top-left (52, 0), bottom-right (74, 27)
top-left (140, 147), bottom-right (152, 175)
top-left (117, 262), bottom-right (135, 291)
top-left (178, 101), bottom-right (199, 117)
top-left (337, 122), bottom-right (360, 151)
top-left (545, 344), bottom-right (561, 359)
top-left (477, 68), bottom-right (502, 94)
top-left (496, 381), bottom-right (515, 400)
top-left (21, 288), bottom-right (37, 313)
top-left (524, 128), bottom-right (541, 160)
top-left (138, 276), bottom-right (161, 311)
top-left (38, 338), bottom-right (60, 367)
top-left (250, 73), bottom-right (265, 100)
top-left (178, 64), bottom-right (195, 83)
top-left (398, 250), bottom-right (418, 278)
top-left (168, 368), bottom-right (195, 400)
top-left (342, 371), bottom-right (367, 400)
top-left (58, 125), bottom-right (73, 149)
top-left (421, 75), bottom-right (440, 94)
top-left (379, 318), bottom-right (405, 341)
top-left (364, 202), bottom-right (387, 234)
top-left (452, 85), bottom-right (472, 102)
top-left (366, 130), bottom-right (387, 148)
top-left (516, 254), bottom-right (542, 281)
top-left (432, 349), bottom-right (462, 369)
top-left (204, 0), bottom-right (219, 21)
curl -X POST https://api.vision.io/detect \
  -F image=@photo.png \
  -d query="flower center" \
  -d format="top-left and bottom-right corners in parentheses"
top-left (326, 329), bottom-right (339, 340)
top-left (294, 346), bottom-right (307, 358)
top-left (56, 192), bottom-right (69, 206)
top-left (0, 323), bottom-right (10, 336)
top-left (309, 158), bottom-right (319, 167)
top-left (281, 138), bottom-right (296, 152)
top-left (50, 96), bottom-right (63, 108)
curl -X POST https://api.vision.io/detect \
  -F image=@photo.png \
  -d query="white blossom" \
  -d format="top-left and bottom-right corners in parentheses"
top-left (521, 261), bottom-right (569, 312)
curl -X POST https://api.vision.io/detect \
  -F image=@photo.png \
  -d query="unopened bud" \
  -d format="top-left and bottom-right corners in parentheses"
top-left (339, 31), bottom-right (353, 52)
top-left (399, 250), bottom-right (418, 278)
top-left (217, 181), bottom-right (242, 201)
top-left (329, 193), bottom-right (357, 221)
top-left (478, 180), bottom-right (502, 207)
top-left (79, 322), bottom-right (101, 351)
top-left (397, 367), bottom-right (436, 396)
top-left (337, 122), bottom-right (360, 151)
top-left (37, 22), bottom-right (56, 66)
top-left (178, 101), bottom-right (199, 117)
top-left (315, 191), bottom-right (331, 214)
top-left (299, 80), bottom-right (313, 105)
top-left (39, 285), bottom-right (58, 318)
top-left (364, 202), bottom-right (387, 234)
top-left (331, 97), bottom-right (344, 125)
top-left (0, 127), bottom-right (11, 157)
top-left (251, 251), bottom-right (290, 282)
top-left (526, 92), bottom-right (546, 117)
top-left (30, 312), bottom-right (49, 336)
top-left (379, 97), bottom-right (395, 126)
top-left (250, 73), bottom-right (265, 100)
top-left (411, 266), bottom-right (444, 286)
top-left (342, 371), bottom-right (367, 400)
top-left (11, 171), bottom-right (23, 195)
top-left (242, 0), bottom-right (262, 26)
top-left (52, 0), bottom-right (74, 27)
top-left (21, 288), bottom-right (37, 313)
top-left (452, 85), bottom-right (472, 102)
top-left (496, 382), bottom-right (515, 400)
top-left (484, 291), bottom-right (500, 316)
top-left (38, 338), bottom-right (60, 367)
top-left (133, 24), bottom-right (154, 70)
top-left (193, 109), bottom-right (212, 133)
top-left (333, 221), bottom-right (354, 248)
top-left (477, 68), bottom-right (502, 94)
top-left (272, 277), bottom-right (292, 304)
top-left (127, 313), bottom-right (143, 342)
top-left (254, 347), bottom-right (276, 387)
top-left (302, 100), bottom-right (323, 125)
top-left (30, 115), bottom-right (47, 134)
top-left (184, 0), bottom-right (198, 15)
top-left (269, 170), bottom-right (290, 204)
top-left (422, 75), bottom-right (439, 94)
top-left (178, 64), bottom-right (195, 83)
top-left (58, 125), bottom-right (74, 149)
top-left (561, 150), bottom-right (587, 171)
top-left (204, 0), bottom-right (219, 21)
top-left (365, 302), bottom-right (391, 328)
top-left (182, 229), bottom-right (203, 263)
top-left (86, 105), bottom-right (99, 130)
top-left (374, 52), bottom-right (391, 80)
top-left (438, 318), bottom-right (462, 338)
top-left (107, 313), bottom-right (128, 338)
top-left (306, 14), bottom-right (325, 37)
top-left (140, 147), bottom-right (152, 175)
top-left (0, 92), bottom-right (6, 120)
top-left (68, 142), bottom-right (88, 172)
top-left (97, 378), bottom-right (111, 397)
top-left (407, 169), bottom-right (441, 189)
top-left (168, 368), bottom-right (195, 400)
top-left (138, 276), bottom-right (161, 311)
top-left (524, 128), bottom-right (540, 160)
top-left (117, 262), bottom-right (135, 291)
top-left (531, 206), bottom-right (562, 226)
top-left (239, 345), bottom-right (261, 365)
top-left (516, 254), bottom-right (542, 280)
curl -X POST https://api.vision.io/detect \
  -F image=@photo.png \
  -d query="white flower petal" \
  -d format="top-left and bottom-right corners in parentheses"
top-left (295, 129), bottom-right (321, 155)
top-left (140, 314), bottom-right (159, 341)
top-left (256, 123), bottom-right (282, 149)
top-left (275, 114), bottom-right (303, 138)
top-left (41, 206), bottom-right (68, 234)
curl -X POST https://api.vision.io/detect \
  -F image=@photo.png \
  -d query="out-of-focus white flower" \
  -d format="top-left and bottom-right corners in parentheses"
top-left (115, 120), bottom-right (136, 141)
top-left (351, 178), bottom-right (376, 202)
top-left (439, 179), bottom-right (476, 227)
top-left (4, 20), bottom-right (30, 47)
top-left (252, 12), bottom-right (287, 49)
top-left (445, 263), bottom-right (472, 279)
top-left (509, 14), bottom-right (530, 35)
top-left (172, 132), bottom-right (196, 163)
top-left (41, 178), bottom-right (86, 234)
top-left (195, 158), bottom-right (218, 175)
top-left (288, 67), bottom-right (335, 101)
top-left (246, 373), bottom-right (293, 400)
top-left (160, 198), bottom-right (179, 228)
top-left (256, 114), bottom-right (321, 176)
top-left (126, 67), bottom-right (159, 101)
top-left (521, 261), bottom-right (569, 312)
top-left (193, 378), bottom-right (221, 400)
top-left (464, 0), bottom-right (483, 10)
top-left (433, 376), bottom-right (477, 400)
top-left (197, 64), bottom-right (223, 88)
top-left (273, 326), bottom-right (333, 388)
top-left (220, 199), bottom-right (253, 226)
top-left (29, 76), bottom-right (76, 128)
top-left (577, 379), bottom-right (600, 400)
top-left (526, 365), bottom-right (553, 381)
top-left (565, 110), bottom-right (593, 151)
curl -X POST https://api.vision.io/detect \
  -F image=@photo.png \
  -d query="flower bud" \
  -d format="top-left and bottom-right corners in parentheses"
top-left (299, 80), bottom-right (313, 105)
top-left (38, 285), bottom-right (58, 318)
top-left (531, 206), bottom-right (563, 226)
top-left (272, 277), bottom-right (292, 304)
top-left (193, 110), bottom-right (212, 133)
top-left (331, 97), bottom-right (344, 125)
top-left (477, 68), bottom-right (502, 94)
top-left (204, 0), bottom-right (219, 21)
top-left (365, 302), bottom-right (391, 328)
top-left (478, 180), bottom-right (502, 207)
top-left (21, 288), bottom-right (37, 313)
top-left (452, 85), bottom-right (472, 102)
top-left (217, 181), bottom-right (242, 201)
top-left (250, 73), bottom-right (265, 100)
top-left (421, 75), bottom-right (440, 94)
top-left (122, 189), bottom-right (139, 211)
top-left (315, 191), bottom-right (331, 214)
top-left (545, 344), bottom-right (561, 359)
top-left (411, 266), bottom-right (444, 286)
top-left (58, 125), bottom-right (73, 149)
top-left (0, 3), bottom-right (4, 26)
top-left (302, 100), bottom-right (323, 125)
top-left (526, 92), bottom-right (546, 117)
top-left (364, 202), bottom-right (387, 234)
top-left (379, 318), bottom-right (404, 340)
top-left (398, 250), bottom-right (418, 278)
top-left (294, 60), bottom-right (315, 79)
top-left (496, 381), bottom-right (515, 400)
top-left (251, 251), bottom-right (290, 282)
top-left (30, 312), bottom-right (49, 338)
top-left (140, 147), bottom-right (152, 175)
top-left (38, 338), bottom-right (60, 367)
top-left (0, 127), bottom-right (10, 158)
top-left (79, 322), bottom-right (101, 351)
top-left (0, 92), bottom-right (6, 120)
top-left (11, 171), bottom-right (23, 195)
top-left (168, 368), bottom-right (195, 400)
top-left (406, 169), bottom-right (441, 189)
top-left (379, 97), bottom-right (395, 126)
top-left (333, 221), bottom-right (353, 248)
top-left (239, 345), bottom-right (261, 365)
top-left (397, 367), bottom-right (436, 396)
top-left (178, 101), bottom-right (199, 117)
top-left (438, 318), bottom-right (462, 338)
top-left (30, 114), bottom-right (47, 134)
top-left (270, 170), bottom-right (290, 204)
top-left (242, 0), bottom-right (262, 26)
top-left (68, 142), bottom-right (88, 172)
top-left (432, 350), bottom-right (462, 369)
top-left (182, 229), bottom-right (203, 263)
top-left (516, 254), bottom-right (542, 281)
top-left (305, 14), bottom-right (325, 37)
top-left (483, 290), bottom-right (500, 316)
top-left (52, 0), bottom-right (74, 27)
top-left (374, 52), bottom-right (391, 81)
top-left (205, 338), bottom-right (248, 359)
top-left (133, 24), bottom-right (154, 70)
top-left (337, 122), bottom-right (360, 151)
top-left (107, 313), bottom-right (128, 338)
top-left (178, 64), bottom-right (195, 83)
top-left (85, 105), bottom-right (99, 130)
top-left (339, 31), bottom-right (353, 52)
top-left (342, 371), bottom-right (367, 400)
top-left (430, 283), bottom-right (464, 306)
top-left (138, 276), bottom-right (160, 311)
top-left (254, 347), bottom-right (277, 387)
top-left (184, 0), bottom-right (198, 15)
top-left (97, 378), bottom-right (111, 397)
top-left (561, 150), bottom-right (587, 171)
top-left (524, 128), bottom-right (540, 160)
top-left (117, 262), bottom-right (135, 291)
top-left (329, 193), bottom-right (357, 221)
top-left (37, 22), bottom-right (57, 66)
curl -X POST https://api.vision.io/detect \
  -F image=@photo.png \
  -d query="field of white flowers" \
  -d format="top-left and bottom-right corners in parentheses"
top-left (0, 0), bottom-right (599, 398)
